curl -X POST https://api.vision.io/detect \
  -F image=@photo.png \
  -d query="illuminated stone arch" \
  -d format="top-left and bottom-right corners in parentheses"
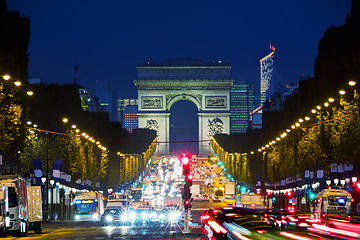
top-left (134, 59), bottom-right (233, 155)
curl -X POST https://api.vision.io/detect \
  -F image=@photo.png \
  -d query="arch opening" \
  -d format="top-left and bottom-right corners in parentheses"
top-left (169, 100), bottom-right (199, 155)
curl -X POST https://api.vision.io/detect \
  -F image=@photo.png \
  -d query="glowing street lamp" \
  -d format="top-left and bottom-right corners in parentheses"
top-left (349, 81), bottom-right (356, 86)
top-left (2, 75), bottom-right (10, 80)
top-left (339, 90), bottom-right (346, 95)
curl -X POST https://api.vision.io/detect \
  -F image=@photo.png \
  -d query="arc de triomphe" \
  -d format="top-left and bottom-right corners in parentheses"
top-left (134, 59), bottom-right (233, 155)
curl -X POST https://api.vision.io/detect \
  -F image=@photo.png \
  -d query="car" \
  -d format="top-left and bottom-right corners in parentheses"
top-left (193, 193), bottom-right (210, 202)
top-left (265, 209), bottom-right (315, 230)
top-left (101, 207), bottom-right (124, 226)
top-left (203, 207), bottom-right (275, 240)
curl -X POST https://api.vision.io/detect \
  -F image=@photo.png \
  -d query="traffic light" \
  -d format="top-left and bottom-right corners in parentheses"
top-left (184, 199), bottom-right (191, 210)
top-left (309, 192), bottom-right (315, 200)
top-left (180, 153), bottom-right (191, 176)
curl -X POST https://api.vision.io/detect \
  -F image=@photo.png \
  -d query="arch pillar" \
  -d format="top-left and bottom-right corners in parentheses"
top-left (198, 112), bottom-right (230, 155)
top-left (137, 112), bottom-right (170, 153)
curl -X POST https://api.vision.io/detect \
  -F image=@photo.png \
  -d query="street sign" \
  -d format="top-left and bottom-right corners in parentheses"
top-left (301, 197), bottom-right (306, 204)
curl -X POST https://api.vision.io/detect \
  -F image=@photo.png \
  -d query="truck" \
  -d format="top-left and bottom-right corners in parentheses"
top-left (0, 175), bottom-right (42, 236)
top-left (236, 194), bottom-right (269, 209)
top-left (74, 191), bottom-right (104, 221)
top-left (26, 186), bottom-right (42, 233)
top-left (163, 196), bottom-right (182, 209)
top-left (107, 193), bottom-right (129, 209)
top-left (224, 182), bottom-right (235, 199)
top-left (0, 186), bottom-right (10, 235)
top-left (190, 185), bottom-right (201, 196)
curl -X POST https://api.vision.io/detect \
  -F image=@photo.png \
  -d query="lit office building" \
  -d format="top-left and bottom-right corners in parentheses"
top-left (230, 83), bottom-right (254, 133)
top-left (117, 99), bottom-right (138, 133)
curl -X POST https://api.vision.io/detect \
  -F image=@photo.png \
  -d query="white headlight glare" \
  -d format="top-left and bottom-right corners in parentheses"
top-left (129, 212), bottom-right (136, 220)
top-left (75, 215), bottom-right (80, 220)
top-left (141, 212), bottom-right (148, 219)
top-left (150, 212), bottom-right (157, 218)
top-left (105, 215), bottom-right (113, 222)
top-left (121, 213), bottom-right (128, 221)
top-left (159, 213), bottom-right (166, 219)
top-left (93, 213), bottom-right (99, 220)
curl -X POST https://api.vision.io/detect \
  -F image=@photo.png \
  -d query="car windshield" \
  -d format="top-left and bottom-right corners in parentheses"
top-left (105, 209), bottom-right (122, 214)
top-left (75, 202), bottom-right (96, 214)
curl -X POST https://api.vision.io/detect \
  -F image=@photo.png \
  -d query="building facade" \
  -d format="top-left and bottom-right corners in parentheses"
top-left (230, 83), bottom-right (254, 133)
top-left (117, 99), bottom-right (139, 133)
top-left (95, 80), bottom-right (117, 121)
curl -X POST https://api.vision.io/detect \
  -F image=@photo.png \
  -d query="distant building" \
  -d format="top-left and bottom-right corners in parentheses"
top-left (117, 99), bottom-right (138, 133)
top-left (95, 80), bottom-right (116, 121)
top-left (260, 48), bottom-right (275, 105)
top-left (264, 83), bottom-right (299, 111)
top-left (75, 83), bottom-right (103, 112)
top-left (230, 83), bottom-right (254, 133)
top-left (28, 78), bottom-right (41, 84)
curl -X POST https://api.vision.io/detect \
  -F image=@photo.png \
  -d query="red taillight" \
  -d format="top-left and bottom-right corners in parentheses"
top-left (256, 230), bottom-right (267, 234)
top-left (226, 213), bottom-right (237, 217)
top-left (208, 221), bottom-right (227, 234)
top-left (232, 230), bottom-right (252, 240)
top-left (287, 216), bottom-right (298, 222)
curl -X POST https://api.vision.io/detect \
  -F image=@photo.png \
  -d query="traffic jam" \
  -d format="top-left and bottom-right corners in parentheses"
top-left (94, 154), bottom-right (360, 239)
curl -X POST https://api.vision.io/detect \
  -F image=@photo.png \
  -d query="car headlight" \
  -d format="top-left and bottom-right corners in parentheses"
top-left (93, 213), bottom-right (99, 220)
top-left (75, 215), bottom-right (80, 220)
top-left (168, 211), bottom-right (181, 222)
top-left (105, 215), bottom-right (113, 222)
top-left (121, 213), bottom-right (128, 221)
top-left (141, 212), bottom-right (148, 219)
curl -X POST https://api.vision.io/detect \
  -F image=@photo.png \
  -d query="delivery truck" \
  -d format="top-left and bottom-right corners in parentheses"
top-left (224, 182), bottom-right (235, 199)
top-left (0, 175), bottom-right (42, 236)
top-left (0, 186), bottom-right (10, 235)
top-left (26, 186), bottom-right (42, 233)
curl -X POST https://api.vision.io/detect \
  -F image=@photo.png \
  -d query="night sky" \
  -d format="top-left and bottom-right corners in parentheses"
top-left (7, 0), bottom-right (352, 99)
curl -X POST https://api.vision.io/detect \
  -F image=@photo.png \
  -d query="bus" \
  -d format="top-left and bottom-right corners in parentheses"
top-left (314, 189), bottom-right (352, 219)
top-left (74, 191), bottom-right (104, 221)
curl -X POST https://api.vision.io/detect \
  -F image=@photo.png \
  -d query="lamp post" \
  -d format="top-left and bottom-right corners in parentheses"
top-left (50, 179), bottom-right (55, 220)
top-left (41, 177), bottom-right (46, 220)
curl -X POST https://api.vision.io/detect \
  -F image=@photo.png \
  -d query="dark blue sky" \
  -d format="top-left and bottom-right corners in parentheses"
top-left (8, 0), bottom-right (352, 99)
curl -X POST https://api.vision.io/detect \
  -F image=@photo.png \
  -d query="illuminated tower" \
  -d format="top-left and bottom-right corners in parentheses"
top-left (259, 44), bottom-right (275, 105)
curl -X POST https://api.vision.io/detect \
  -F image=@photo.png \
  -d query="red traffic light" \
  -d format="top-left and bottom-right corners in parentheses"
top-left (180, 155), bottom-right (190, 165)
top-left (184, 200), bottom-right (190, 205)
top-left (187, 174), bottom-right (194, 181)
top-left (286, 191), bottom-right (292, 197)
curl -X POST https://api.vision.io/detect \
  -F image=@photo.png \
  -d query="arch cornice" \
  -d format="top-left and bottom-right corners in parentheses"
top-left (166, 93), bottom-right (202, 111)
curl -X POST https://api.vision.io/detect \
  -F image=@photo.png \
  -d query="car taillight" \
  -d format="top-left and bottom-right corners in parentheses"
top-left (232, 230), bottom-right (251, 240)
top-left (287, 216), bottom-right (298, 222)
top-left (208, 221), bottom-right (228, 234)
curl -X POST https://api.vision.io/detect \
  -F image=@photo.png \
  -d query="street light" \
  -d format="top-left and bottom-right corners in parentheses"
top-left (50, 179), bottom-right (55, 220)
top-left (41, 177), bottom-right (46, 220)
